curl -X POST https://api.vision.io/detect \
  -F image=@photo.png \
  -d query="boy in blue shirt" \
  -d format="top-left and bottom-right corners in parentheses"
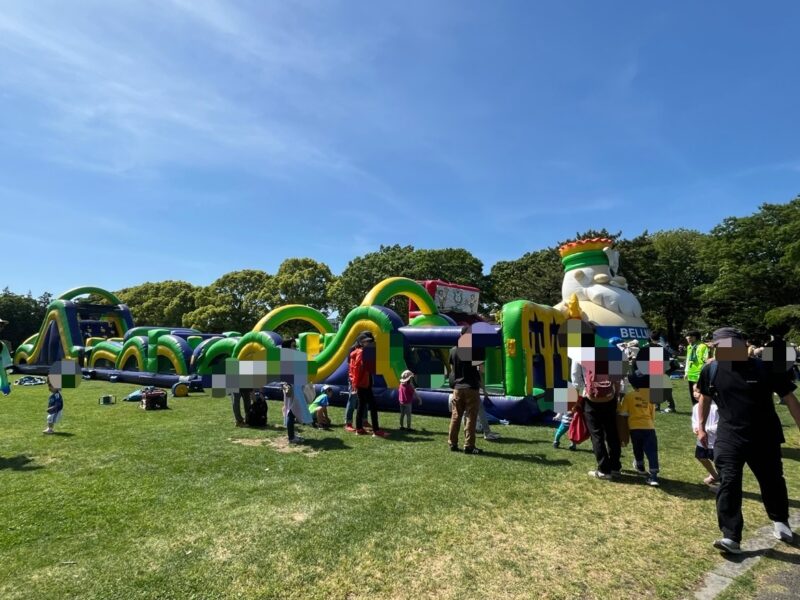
top-left (44, 382), bottom-right (64, 434)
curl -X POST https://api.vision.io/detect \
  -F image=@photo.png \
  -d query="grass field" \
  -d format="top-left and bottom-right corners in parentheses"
top-left (1, 377), bottom-right (799, 600)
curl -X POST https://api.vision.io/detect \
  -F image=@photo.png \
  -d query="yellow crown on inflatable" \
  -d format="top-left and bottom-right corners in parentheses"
top-left (559, 238), bottom-right (614, 272)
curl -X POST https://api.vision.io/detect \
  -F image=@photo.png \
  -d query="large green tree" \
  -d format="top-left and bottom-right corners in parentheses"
top-left (699, 197), bottom-right (800, 336)
top-left (617, 230), bottom-right (710, 345)
top-left (268, 258), bottom-right (335, 340)
top-left (182, 270), bottom-right (275, 333)
top-left (488, 249), bottom-right (562, 308)
top-left (0, 289), bottom-right (51, 350)
top-left (117, 281), bottom-right (200, 328)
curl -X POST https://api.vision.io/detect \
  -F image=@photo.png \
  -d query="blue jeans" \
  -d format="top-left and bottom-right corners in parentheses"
top-left (630, 429), bottom-right (659, 474)
top-left (345, 391), bottom-right (357, 424)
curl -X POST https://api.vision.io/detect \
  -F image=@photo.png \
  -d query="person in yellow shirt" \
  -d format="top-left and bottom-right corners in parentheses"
top-left (618, 370), bottom-right (660, 487)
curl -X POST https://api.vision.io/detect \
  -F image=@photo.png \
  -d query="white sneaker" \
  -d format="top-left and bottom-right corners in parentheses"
top-left (773, 521), bottom-right (794, 542)
top-left (288, 436), bottom-right (304, 444)
top-left (588, 470), bottom-right (612, 480)
top-left (713, 538), bottom-right (742, 554)
top-left (484, 432), bottom-right (500, 441)
top-left (42, 428), bottom-right (54, 434)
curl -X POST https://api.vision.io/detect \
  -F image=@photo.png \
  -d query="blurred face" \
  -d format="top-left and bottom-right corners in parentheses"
top-left (686, 335), bottom-right (697, 344)
top-left (713, 337), bottom-right (748, 362)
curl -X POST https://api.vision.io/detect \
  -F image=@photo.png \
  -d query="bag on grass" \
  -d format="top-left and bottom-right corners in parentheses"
top-left (140, 387), bottom-right (168, 410)
top-left (568, 410), bottom-right (590, 445)
top-left (245, 392), bottom-right (267, 427)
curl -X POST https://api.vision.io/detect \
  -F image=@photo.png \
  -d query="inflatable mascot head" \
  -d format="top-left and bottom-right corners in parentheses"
top-left (556, 238), bottom-right (648, 332)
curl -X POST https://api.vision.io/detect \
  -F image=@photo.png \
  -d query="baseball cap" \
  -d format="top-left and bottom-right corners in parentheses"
top-left (710, 327), bottom-right (745, 343)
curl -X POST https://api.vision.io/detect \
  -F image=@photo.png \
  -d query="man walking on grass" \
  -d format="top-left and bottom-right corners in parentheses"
top-left (696, 328), bottom-right (800, 554)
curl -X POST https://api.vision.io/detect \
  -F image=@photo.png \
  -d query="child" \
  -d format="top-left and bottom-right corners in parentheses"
top-left (691, 388), bottom-right (720, 488)
top-left (281, 382), bottom-right (310, 444)
top-left (44, 382), bottom-right (63, 434)
top-left (309, 385), bottom-right (334, 430)
top-left (398, 370), bottom-right (422, 431)
top-left (552, 407), bottom-right (577, 450)
top-left (617, 372), bottom-right (660, 486)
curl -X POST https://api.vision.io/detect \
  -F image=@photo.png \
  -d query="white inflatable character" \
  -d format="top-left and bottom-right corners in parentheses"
top-left (555, 238), bottom-right (647, 328)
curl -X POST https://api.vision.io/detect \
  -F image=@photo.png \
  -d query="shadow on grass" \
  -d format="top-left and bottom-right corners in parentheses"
top-left (478, 450), bottom-right (571, 466)
top-left (302, 438), bottom-right (351, 452)
top-left (782, 446), bottom-right (800, 461)
top-left (0, 455), bottom-right (43, 471)
top-left (50, 432), bottom-right (75, 437)
top-left (655, 477), bottom-right (800, 509)
top-left (721, 542), bottom-right (800, 564)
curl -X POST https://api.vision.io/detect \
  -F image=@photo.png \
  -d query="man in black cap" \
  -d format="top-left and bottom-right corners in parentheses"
top-left (696, 327), bottom-right (800, 554)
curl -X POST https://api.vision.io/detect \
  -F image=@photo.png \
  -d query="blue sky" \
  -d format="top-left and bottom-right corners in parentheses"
top-left (1, 1), bottom-right (798, 297)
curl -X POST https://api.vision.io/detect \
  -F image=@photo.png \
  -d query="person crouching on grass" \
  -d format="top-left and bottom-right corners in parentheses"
top-left (44, 381), bottom-right (64, 434)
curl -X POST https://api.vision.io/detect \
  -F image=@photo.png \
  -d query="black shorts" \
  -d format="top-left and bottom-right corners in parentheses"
top-left (695, 446), bottom-right (714, 460)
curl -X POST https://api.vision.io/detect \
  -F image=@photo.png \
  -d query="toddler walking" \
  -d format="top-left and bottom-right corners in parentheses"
top-left (44, 382), bottom-right (63, 434)
top-left (398, 370), bottom-right (421, 430)
top-left (553, 408), bottom-right (577, 450)
top-left (691, 389), bottom-right (720, 488)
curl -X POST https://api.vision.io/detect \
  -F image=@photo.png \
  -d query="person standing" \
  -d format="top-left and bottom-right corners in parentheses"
top-left (648, 331), bottom-right (676, 413)
top-left (448, 327), bottom-right (482, 454)
top-left (349, 332), bottom-right (388, 438)
top-left (685, 330), bottom-right (709, 407)
top-left (231, 388), bottom-right (253, 427)
top-left (572, 341), bottom-right (623, 480)
top-left (696, 328), bottom-right (800, 554)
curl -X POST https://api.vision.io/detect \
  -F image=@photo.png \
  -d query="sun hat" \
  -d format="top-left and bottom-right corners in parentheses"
top-left (400, 370), bottom-right (414, 383)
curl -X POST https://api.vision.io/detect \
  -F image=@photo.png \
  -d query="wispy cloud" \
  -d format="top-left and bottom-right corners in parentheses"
top-left (0, 2), bottom-right (371, 178)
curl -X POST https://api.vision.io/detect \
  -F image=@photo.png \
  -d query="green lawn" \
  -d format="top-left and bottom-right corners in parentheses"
top-left (1, 377), bottom-right (798, 600)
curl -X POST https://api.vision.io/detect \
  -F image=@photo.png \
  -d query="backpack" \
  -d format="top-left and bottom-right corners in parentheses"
top-left (245, 392), bottom-right (267, 427)
top-left (140, 387), bottom-right (168, 410)
top-left (584, 367), bottom-right (615, 401)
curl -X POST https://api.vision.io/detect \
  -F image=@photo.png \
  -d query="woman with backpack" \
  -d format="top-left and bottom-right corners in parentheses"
top-left (571, 339), bottom-right (623, 480)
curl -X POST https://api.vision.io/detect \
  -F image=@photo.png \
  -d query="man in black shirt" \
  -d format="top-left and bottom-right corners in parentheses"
top-left (696, 328), bottom-right (800, 554)
top-left (448, 327), bottom-right (482, 454)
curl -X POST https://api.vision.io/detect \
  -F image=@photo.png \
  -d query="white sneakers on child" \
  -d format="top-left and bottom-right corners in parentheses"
top-left (288, 436), bottom-right (304, 444)
top-left (484, 432), bottom-right (500, 441)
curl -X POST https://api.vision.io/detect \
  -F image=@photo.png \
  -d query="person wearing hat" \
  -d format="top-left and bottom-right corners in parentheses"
top-left (348, 331), bottom-right (388, 438)
top-left (309, 385), bottom-right (334, 429)
top-left (684, 330), bottom-right (709, 410)
top-left (696, 327), bottom-right (800, 554)
top-left (397, 370), bottom-right (422, 431)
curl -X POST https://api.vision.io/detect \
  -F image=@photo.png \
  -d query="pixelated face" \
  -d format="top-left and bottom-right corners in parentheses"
top-left (456, 325), bottom-right (490, 365)
top-left (627, 347), bottom-right (670, 401)
top-left (686, 334), bottom-right (697, 344)
top-left (211, 348), bottom-right (309, 397)
top-left (760, 342), bottom-right (798, 373)
top-left (713, 337), bottom-right (748, 362)
top-left (48, 359), bottom-right (80, 389)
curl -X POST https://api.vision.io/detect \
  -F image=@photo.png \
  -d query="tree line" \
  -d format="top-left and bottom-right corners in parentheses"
top-left (2, 197), bottom-right (799, 350)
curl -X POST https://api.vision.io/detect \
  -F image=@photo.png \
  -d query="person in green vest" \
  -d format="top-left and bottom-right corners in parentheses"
top-left (684, 330), bottom-right (709, 408)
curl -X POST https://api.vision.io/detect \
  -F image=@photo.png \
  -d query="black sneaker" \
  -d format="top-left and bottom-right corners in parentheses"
top-left (553, 441), bottom-right (560, 449)
top-left (464, 447), bottom-right (482, 455)
top-left (449, 444), bottom-right (458, 452)
top-left (568, 443), bottom-right (577, 451)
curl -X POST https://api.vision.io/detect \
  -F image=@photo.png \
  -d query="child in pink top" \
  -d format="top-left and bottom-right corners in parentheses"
top-left (398, 370), bottom-right (422, 431)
